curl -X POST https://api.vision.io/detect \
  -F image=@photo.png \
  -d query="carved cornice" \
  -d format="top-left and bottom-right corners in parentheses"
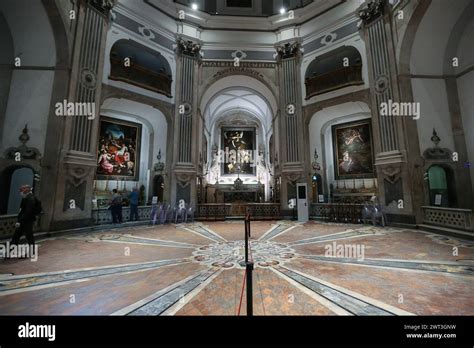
top-left (212, 67), bottom-right (266, 80)
top-left (202, 61), bottom-right (276, 69)
top-left (423, 147), bottom-right (451, 161)
top-left (358, 0), bottom-right (386, 24)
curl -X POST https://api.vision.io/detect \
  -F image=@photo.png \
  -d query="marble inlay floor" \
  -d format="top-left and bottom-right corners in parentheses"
top-left (0, 221), bottom-right (473, 315)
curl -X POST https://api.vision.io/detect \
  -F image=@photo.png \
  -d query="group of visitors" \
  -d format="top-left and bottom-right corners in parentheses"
top-left (109, 188), bottom-right (139, 223)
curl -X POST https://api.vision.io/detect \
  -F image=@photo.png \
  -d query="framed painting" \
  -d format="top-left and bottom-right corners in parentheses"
top-left (221, 127), bottom-right (256, 175)
top-left (96, 117), bottom-right (142, 180)
top-left (332, 119), bottom-right (374, 179)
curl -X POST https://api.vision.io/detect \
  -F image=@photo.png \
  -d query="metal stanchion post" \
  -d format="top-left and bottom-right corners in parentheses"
top-left (246, 261), bottom-right (253, 316)
top-left (245, 219), bottom-right (249, 263)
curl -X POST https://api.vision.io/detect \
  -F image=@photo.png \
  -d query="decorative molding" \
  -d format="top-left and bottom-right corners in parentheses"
top-left (283, 172), bottom-right (303, 182)
top-left (374, 75), bottom-right (389, 94)
top-left (231, 50), bottom-right (247, 60)
top-left (4, 125), bottom-right (41, 160)
top-left (203, 61), bottom-right (275, 68)
top-left (80, 68), bottom-right (98, 90)
top-left (66, 164), bottom-right (94, 187)
top-left (321, 33), bottom-right (337, 46)
top-left (423, 148), bottom-right (452, 161)
top-left (211, 67), bottom-right (267, 80)
top-left (423, 129), bottom-right (451, 160)
top-left (381, 166), bottom-right (401, 184)
top-left (233, 177), bottom-right (243, 190)
top-left (176, 172), bottom-right (194, 186)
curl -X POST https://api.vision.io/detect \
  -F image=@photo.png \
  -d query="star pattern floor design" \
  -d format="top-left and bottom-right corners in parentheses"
top-left (0, 221), bottom-right (473, 315)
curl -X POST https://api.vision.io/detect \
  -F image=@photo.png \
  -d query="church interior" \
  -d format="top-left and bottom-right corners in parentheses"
top-left (0, 0), bottom-right (473, 318)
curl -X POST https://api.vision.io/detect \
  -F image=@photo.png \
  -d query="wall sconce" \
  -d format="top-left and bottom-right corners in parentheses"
top-left (153, 148), bottom-right (165, 173)
top-left (312, 148), bottom-right (321, 171)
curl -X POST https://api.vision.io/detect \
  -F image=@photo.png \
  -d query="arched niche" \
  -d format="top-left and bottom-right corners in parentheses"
top-left (0, 165), bottom-right (36, 215)
top-left (426, 165), bottom-right (457, 207)
top-left (308, 101), bottom-right (373, 200)
top-left (109, 39), bottom-right (173, 97)
top-left (304, 46), bottom-right (363, 99)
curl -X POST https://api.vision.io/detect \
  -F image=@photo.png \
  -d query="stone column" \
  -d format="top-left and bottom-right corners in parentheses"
top-left (275, 41), bottom-right (306, 215)
top-left (171, 37), bottom-right (201, 208)
top-left (51, 0), bottom-right (115, 230)
top-left (358, 0), bottom-right (417, 224)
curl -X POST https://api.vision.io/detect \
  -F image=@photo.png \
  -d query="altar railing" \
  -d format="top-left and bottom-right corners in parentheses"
top-left (91, 206), bottom-right (153, 225)
top-left (196, 203), bottom-right (280, 220)
top-left (310, 203), bottom-right (365, 223)
top-left (196, 204), bottom-right (232, 220)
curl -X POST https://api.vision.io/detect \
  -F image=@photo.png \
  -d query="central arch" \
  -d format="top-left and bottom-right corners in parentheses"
top-left (199, 74), bottom-right (278, 204)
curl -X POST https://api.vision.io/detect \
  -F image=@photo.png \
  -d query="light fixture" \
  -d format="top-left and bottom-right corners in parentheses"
top-left (280, 7), bottom-right (286, 14)
top-left (191, 3), bottom-right (198, 10)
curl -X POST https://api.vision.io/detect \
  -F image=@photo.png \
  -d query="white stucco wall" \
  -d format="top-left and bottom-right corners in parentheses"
top-left (0, 0), bottom-right (56, 156)
top-left (411, 78), bottom-right (455, 152)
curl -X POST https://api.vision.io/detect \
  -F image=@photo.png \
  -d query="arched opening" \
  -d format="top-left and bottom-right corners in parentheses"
top-left (152, 175), bottom-right (164, 202)
top-left (0, 165), bottom-right (35, 215)
top-left (95, 98), bottom-right (169, 208)
top-left (109, 39), bottom-right (173, 97)
top-left (308, 101), bottom-right (374, 203)
top-left (426, 165), bottom-right (456, 207)
top-left (408, 0), bottom-right (474, 208)
top-left (305, 46), bottom-right (363, 99)
top-left (199, 75), bottom-right (276, 210)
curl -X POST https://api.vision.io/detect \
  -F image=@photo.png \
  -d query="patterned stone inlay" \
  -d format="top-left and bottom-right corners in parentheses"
top-left (259, 223), bottom-right (296, 241)
top-left (96, 234), bottom-right (197, 248)
top-left (275, 267), bottom-right (394, 316)
top-left (128, 269), bottom-right (218, 316)
top-left (192, 240), bottom-right (296, 269)
top-left (288, 227), bottom-right (384, 246)
top-left (0, 258), bottom-right (190, 293)
top-left (300, 255), bottom-right (474, 275)
top-left (181, 224), bottom-right (228, 243)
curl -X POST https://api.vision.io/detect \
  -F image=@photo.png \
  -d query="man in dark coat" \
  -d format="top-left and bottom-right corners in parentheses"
top-left (11, 185), bottom-right (37, 247)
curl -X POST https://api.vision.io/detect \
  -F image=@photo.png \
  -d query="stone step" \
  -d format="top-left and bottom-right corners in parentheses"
top-left (417, 224), bottom-right (474, 241)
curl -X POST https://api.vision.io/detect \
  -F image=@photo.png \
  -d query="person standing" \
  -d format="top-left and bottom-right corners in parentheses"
top-left (128, 187), bottom-right (139, 221)
top-left (111, 189), bottom-right (123, 224)
top-left (11, 185), bottom-right (39, 247)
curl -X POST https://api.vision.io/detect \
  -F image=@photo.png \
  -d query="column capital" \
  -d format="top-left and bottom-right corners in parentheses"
top-left (176, 37), bottom-right (202, 58)
top-left (275, 41), bottom-right (302, 62)
top-left (357, 0), bottom-right (387, 25)
top-left (87, 0), bottom-right (117, 15)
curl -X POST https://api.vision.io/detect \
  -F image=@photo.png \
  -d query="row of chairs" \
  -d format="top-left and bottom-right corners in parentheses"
top-left (151, 203), bottom-right (195, 224)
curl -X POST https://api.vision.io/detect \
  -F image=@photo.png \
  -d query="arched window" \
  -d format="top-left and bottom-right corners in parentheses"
top-left (109, 40), bottom-right (173, 97)
top-left (305, 46), bottom-right (363, 99)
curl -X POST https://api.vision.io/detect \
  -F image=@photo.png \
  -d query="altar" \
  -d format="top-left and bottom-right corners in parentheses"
top-left (207, 183), bottom-right (264, 203)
